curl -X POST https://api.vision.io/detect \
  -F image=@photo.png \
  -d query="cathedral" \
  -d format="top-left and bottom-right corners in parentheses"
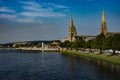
top-left (61, 10), bottom-right (120, 42)
top-left (100, 10), bottom-right (108, 36)
top-left (68, 16), bottom-right (77, 42)
top-left (100, 10), bottom-right (120, 36)
top-left (61, 15), bottom-right (95, 42)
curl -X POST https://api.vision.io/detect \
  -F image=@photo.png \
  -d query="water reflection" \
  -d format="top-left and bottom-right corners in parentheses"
top-left (0, 50), bottom-right (120, 80)
top-left (69, 55), bottom-right (76, 80)
top-left (62, 53), bottom-right (120, 80)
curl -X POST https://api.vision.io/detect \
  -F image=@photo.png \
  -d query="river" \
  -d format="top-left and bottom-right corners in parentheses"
top-left (0, 50), bottom-right (120, 80)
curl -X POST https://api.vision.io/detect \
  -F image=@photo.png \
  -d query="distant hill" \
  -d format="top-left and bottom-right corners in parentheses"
top-left (11, 40), bottom-right (60, 44)
top-left (0, 40), bottom-right (61, 48)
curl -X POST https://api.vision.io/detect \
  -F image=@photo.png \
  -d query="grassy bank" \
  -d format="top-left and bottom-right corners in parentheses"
top-left (60, 50), bottom-right (120, 65)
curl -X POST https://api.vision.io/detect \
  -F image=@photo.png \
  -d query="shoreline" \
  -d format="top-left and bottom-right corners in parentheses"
top-left (0, 47), bottom-right (59, 52)
top-left (1, 48), bottom-right (120, 65)
top-left (60, 50), bottom-right (120, 65)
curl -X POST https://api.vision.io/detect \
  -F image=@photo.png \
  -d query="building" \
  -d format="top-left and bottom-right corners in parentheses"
top-left (100, 10), bottom-right (120, 36)
top-left (61, 10), bottom-right (120, 42)
top-left (100, 10), bottom-right (108, 36)
top-left (61, 16), bottom-right (95, 42)
top-left (68, 16), bottom-right (77, 42)
top-left (13, 42), bottom-right (28, 48)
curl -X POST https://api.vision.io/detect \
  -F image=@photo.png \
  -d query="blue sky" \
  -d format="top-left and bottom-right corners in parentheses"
top-left (0, 0), bottom-right (120, 43)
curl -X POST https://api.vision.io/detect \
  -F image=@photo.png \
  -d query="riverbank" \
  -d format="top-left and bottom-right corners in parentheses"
top-left (60, 50), bottom-right (120, 65)
top-left (0, 47), bottom-right (59, 52)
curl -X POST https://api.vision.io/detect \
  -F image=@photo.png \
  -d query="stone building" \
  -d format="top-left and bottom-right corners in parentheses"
top-left (100, 10), bottom-right (108, 36)
top-left (100, 10), bottom-right (120, 36)
top-left (61, 16), bottom-right (95, 42)
top-left (68, 16), bottom-right (77, 42)
top-left (61, 10), bottom-right (120, 42)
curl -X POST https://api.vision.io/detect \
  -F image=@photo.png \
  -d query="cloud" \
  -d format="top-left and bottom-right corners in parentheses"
top-left (0, 14), bottom-right (16, 20)
top-left (19, 1), bottom-right (41, 11)
top-left (0, 1), bottom-right (69, 23)
top-left (53, 4), bottom-right (69, 8)
top-left (22, 5), bottom-right (53, 12)
top-left (20, 1), bottom-right (52, 12)
top-left (0, 7), bottom-right (15, 13)
top-left (20, 11), bottom-right (65, 17)
top-left (0, 13), bottom-right (43, 23)
top-left (46, 3), bottom-right (69, 9)
top-left (19, 1), bottom-right (69, 17)
top-left (16, 16), bottom-right (44, 23)
top-left (19, 1), bottom-right (69, 9)
top-left (18, 18), bottom-right (43, 23)
top-left (19, 1), bottom-right (40, 7)
top-left (17, 18), bottom-right (35, 23)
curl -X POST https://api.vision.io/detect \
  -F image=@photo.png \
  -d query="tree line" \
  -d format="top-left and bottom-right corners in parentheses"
top-left (60, 34), bottom-right (120, 55)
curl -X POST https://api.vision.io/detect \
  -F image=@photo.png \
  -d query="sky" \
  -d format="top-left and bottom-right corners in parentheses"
top-left (0, 0), bottom-right (120, 43)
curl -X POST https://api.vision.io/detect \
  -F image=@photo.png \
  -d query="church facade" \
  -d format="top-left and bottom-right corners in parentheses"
top-left (61, 10), bottom-right (120, 42)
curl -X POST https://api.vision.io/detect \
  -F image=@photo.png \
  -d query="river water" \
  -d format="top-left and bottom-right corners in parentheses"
top-left (0, 50), bottom-right (120, 80)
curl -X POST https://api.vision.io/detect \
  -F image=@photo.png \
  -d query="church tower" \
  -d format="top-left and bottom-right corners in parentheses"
top-left (68, 16), bottom-right (77, 42)
top-left (100, 10), bottom-right (108, 36)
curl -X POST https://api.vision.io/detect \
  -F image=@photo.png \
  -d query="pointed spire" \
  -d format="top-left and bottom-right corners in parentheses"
top-left (100, 10), bottom-right (108, 36)
top-left (70, 15), bottom-right (73, 27)
top-left (68, 16), bottom-right (77, 42)
top-left (102, 10), bottom-right (105, 23)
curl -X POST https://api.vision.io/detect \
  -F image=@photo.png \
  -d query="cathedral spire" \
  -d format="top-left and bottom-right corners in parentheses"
top-left (100, 10), bottom-right (108, 36)
top-left (102, 10), bottom-right (105, 23)
top-left (68, 16), bottom-right (77, 42)
top-left (70, 16), bottom-right (73, 27)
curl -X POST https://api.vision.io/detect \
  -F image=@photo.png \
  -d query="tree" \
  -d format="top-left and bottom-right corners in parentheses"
top-left (94, 33), bottom-right (106, 54)
top-left (85, 39), bottom-right (94, 52)
top-left (112, 34), bottom-right (120, 51)
top-left (71, 40), bottom-right (86, 51)
top-left (105, 34), bottom-right (120, 55)
top-left (60, 40), bottom-right (70, 48)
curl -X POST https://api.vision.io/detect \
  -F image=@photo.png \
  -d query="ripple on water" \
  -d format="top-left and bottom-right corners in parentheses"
top-left (0, 50), bottom-right (120, 80)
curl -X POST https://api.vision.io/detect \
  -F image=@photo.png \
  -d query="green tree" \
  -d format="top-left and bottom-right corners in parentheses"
top-left (94, 33), bottom-right (106, 54)
top-left (105, 34), bottom-right (120, 55)
top-left (85, 39), bottom-right (94, 52)
top-left (72, 40), bottom-right (85, 51)
top-left (60, 40), bottom-right (70, 48)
